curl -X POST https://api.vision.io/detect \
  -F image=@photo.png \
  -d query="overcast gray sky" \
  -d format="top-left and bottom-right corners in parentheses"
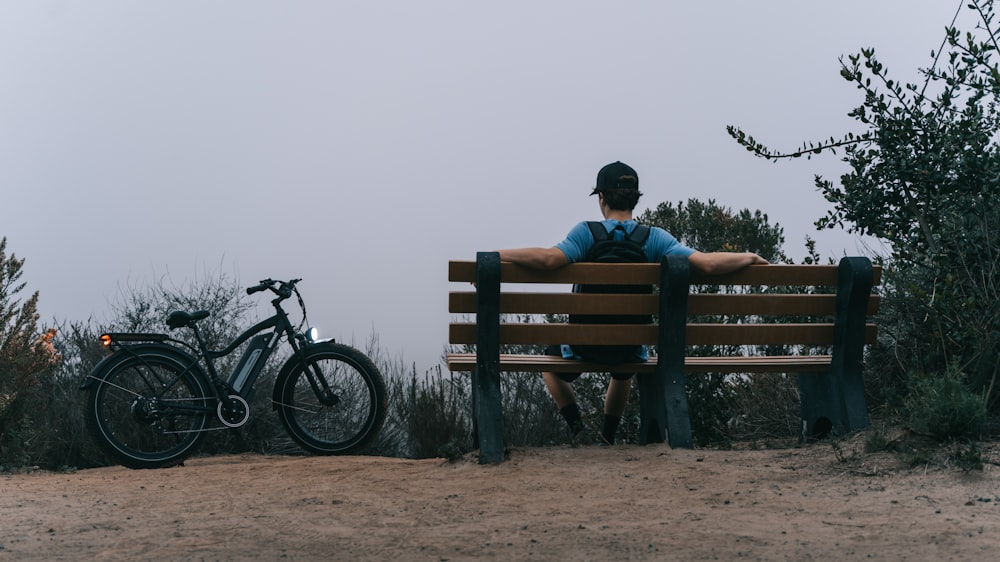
top-left (2, 1), bottom-right (965, 371)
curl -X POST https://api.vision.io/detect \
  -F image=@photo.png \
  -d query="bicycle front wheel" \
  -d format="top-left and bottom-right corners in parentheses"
top-left (85, 348), bottom-right (211, 469)
top-left (276, 343), bottom-right (387, 455)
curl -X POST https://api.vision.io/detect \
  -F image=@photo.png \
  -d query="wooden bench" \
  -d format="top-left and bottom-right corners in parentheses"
top-left (447, 252), bottom-right (881, 463)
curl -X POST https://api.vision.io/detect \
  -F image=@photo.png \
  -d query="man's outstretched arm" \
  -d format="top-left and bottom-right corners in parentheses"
top-left (688, 251), bottom-right (768, 276)
top-left (497, 247), bottom-right (569, 270)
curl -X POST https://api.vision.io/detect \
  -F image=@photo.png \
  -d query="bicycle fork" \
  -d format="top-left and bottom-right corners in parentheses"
top-left (305, 361), bottom-right (340, 407)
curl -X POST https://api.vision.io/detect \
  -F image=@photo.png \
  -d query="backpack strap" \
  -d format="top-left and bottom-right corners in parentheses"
top-left (587, 221), bottom-right (650, 244)
top-left (628, 224), bottom-right (651, 245)
top-left (586, 221), bottom-right (609, 242)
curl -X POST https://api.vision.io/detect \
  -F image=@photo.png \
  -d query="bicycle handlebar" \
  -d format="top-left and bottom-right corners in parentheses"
top-left (246, 278), bottom-right (303, 298)
top-left (246, 279), bottom-right (275, 295)
top-left (248, 278), bottom-right (308, 333)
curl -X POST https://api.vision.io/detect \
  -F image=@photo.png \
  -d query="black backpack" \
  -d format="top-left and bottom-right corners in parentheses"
top-left (569, 222), bottom-right (652, 364)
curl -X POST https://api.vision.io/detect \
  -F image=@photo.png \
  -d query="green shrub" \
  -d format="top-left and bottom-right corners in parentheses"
top-left (0, 239), bottom-right (61, 468)
top-left (399, 366), bottom-right (472, 459)
top-left (904, 367), bottom-right (987, 440)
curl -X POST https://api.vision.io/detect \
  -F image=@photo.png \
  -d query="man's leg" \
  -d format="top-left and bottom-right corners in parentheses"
top-left (604, 376), bottom-right (631, 417)
top-left (601, 376), bottom-right (633, 444)
top-left (544, 371), bottom-right (577, 409)
top-left (544, 371), bottom-right (585, 438)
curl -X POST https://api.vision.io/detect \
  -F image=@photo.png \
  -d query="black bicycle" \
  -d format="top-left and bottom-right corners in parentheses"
top-left (81, 278), bottom-right (387, 469)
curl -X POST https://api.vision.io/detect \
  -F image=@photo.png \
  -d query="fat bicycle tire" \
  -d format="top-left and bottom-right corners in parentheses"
top-left (275, 342), bottom-right (387, 455)
top-left (85, 347), bottom-right (211, 469)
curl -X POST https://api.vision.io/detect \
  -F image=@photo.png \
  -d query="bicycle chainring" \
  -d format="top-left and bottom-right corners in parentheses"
top-left (217, 394), bottom-right (251, 428)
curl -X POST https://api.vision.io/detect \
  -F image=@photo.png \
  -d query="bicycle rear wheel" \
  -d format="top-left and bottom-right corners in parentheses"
top-left (276, 342), bottom-right (387, 455)
top-left (85, 348), bottom-right (211, 468)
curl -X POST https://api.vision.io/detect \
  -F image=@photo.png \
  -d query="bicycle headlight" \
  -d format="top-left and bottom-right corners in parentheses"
top-left (304, 327), bottom-right (319, 343)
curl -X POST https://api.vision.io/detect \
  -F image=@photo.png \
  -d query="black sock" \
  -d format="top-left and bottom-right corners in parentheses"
top-left (601, 415), bottom-right (621, 444)
top-left (560, 403), bottom-right (583, 432)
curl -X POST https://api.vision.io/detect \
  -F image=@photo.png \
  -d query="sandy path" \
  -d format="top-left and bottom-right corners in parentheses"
top-left (2, 441), bottom-right (998, 561)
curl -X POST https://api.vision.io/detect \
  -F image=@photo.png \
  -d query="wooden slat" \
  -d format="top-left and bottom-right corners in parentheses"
top-left (692, 264), bottom-right (882, 286)
top-left (691, 265), bottom-right (836, 286)
top-left (449, 292), bottom-right (658, 315)
top-left (450, 291), bottom-right (881, 316)
top-left (686, 324), bottom-right (877, 345)
top-left (689, 293), bottom-right (881, 316)
top-left (691, 264), bottom-right (882, 286)
top-left (446, 353), bottom-right (655, 373)
top-left (449, 322), bottom-right (877, 346)
top-left (684, 355), bottom-right (833, 372)
top-left (449, 261), bottom-right (661, 284)
top-left (691, 293), bottom-right (829, 315)
top-left (449, 323), bottom-right (658, 345)
top-left (450, 260), bottom-right (882, 287)
top-left (446, 353), bottom-right (834, 373)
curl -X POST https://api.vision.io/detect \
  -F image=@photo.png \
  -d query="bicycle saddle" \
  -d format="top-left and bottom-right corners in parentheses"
top-left (166, 310), bottom-right (210, 329)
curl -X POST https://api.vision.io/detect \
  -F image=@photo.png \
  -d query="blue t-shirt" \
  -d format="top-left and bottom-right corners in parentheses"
top-left (552, 219), bottom-right (694, 363)
top-left (554, 219), bottom-right (695, 263)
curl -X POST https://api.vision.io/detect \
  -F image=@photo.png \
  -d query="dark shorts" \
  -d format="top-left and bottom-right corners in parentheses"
top-left (544, 345), bottom-right (637, 382)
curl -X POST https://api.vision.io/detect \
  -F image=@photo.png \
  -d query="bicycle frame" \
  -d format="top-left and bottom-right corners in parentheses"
top-left (200, 314), bottom-right (287, 397)
top-left (191, 293), bottom-right (313, 402)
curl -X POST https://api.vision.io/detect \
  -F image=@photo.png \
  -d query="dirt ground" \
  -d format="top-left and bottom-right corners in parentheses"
top-left (2, 436), bottom-right (999, 561)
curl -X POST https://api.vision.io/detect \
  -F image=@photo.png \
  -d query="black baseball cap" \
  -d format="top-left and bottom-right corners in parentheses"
top-left (591, 161), bottom-right (639, 195)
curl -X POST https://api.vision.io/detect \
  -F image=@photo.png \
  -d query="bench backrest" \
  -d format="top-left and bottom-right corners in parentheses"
top-left (448, 256), bottom-right (881, 351)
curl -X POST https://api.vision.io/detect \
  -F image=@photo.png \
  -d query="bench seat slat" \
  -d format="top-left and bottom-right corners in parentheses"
top-left (449, 323), bottom-right (877, 345)
top-left (445, 353), bottom-right (834, 373)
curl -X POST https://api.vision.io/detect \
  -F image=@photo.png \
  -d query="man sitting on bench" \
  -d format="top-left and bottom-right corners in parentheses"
top-left (497, 161), bottom-right (768, 445)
